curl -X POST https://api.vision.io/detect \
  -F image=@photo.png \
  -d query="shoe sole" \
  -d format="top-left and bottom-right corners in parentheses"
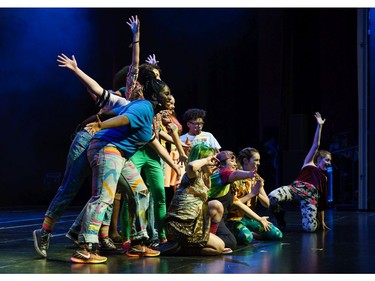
top-left (70, 256), bottom-right (107, 264)
top-left (33, 230), bottom-right (47, 258)
top-left (143, 251), bottom-right (161, 257)
top-left (126, 252), bottom-right (160, 257)
top-left (125, 250), bottom-right (160, 257)
top-left (126, 252), bottom-right (143, 257)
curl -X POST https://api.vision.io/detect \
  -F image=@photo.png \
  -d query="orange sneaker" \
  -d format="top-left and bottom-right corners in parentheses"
top-left (70, 249), bottom-right (107, 264)
top-left (126, 244), bottom-right (160, 257)
top-left (143, 245), bottom-right (160, 257)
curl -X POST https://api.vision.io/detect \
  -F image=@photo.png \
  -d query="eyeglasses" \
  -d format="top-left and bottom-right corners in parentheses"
top-left (189, 121), bottom-right (204, 127)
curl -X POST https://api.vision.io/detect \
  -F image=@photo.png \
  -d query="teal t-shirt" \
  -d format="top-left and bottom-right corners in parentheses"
top-left (93, 99), bottom-right (154, 159)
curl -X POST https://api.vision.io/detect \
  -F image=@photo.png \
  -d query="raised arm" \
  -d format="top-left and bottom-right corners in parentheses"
top-left (228, 169), bottom-right (257, 183)
top-left (57, 16), bottom-right (140, 103)
top-left (186, 155), bottom-right (218, 179)
top-left (124, 15), bottom-right (140, 100)
top-left (57, 53), bottom-right (104, 98)
top-left (303, 112), bottom-right (326, 167)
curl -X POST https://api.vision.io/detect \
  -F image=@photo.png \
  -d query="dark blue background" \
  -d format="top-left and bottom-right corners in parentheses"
top-left (0, 8), bottom-right (358, 207)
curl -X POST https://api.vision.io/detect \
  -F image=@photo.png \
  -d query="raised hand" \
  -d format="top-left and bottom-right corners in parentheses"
top-left (57, 53), bottom-right (78, 72)
top-left (126, 15), bottom-right (139, 35)
top-left (314, 112), bottom-right (326, 125)
top-left (145, 54), bottom-right (159, 65)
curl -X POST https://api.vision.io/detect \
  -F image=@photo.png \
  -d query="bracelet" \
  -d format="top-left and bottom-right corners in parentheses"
top-left (128, 41), bottom-right (139, 48)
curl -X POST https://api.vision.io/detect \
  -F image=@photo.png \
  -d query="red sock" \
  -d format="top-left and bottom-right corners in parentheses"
top-left (210, 221), bottom-right (220, 234)
top-left (99, 225), bottom-right (109, 239)
top-left (42, 216), bottom-right (56, 233)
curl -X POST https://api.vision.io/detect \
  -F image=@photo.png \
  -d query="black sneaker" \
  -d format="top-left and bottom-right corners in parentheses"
top-left (147, 239), bottom-right (160, 250)
top-left (98, 237), bottom-right (123, 254)
top-left (33, 229), bottom-right (51, 258)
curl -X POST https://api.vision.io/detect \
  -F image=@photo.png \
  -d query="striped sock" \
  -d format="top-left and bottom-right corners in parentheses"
top-left (99, 225), bottom-right (109, 239)
top-left (42, 216), bottom-right (56, 233)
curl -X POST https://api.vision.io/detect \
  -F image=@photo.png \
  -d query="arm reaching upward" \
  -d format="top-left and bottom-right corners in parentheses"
top-left (124, 15), bottom-right (140, 100)
top-left (57, 53), bottom-right (104, 99)
top-left (303, 112), bottom-right (326, 167)
top-left (57, 16), bottom-right (140, 103)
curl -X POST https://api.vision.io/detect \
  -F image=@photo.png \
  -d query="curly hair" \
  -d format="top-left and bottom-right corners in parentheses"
top-left (182, 108), bottom-right (207, 123)
top-left (142, 78), bottom-right (170, 112)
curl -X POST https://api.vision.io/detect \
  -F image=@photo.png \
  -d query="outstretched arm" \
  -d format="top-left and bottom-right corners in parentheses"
top-left (57, 53), bottom-right (104, 99)
top-left (303, 112), bottom-right (326, 167)
top-left (84, 114), bottom-right (130, 135)
top-left (57, 16), bottom-right (140, 103)
top-left (147, 137), bottom-right (181, 181)
top-left (232, 200), bottom-right (272, 231)
top-left (81, 111), bottom-right (116, 128)
top-left (228, 169), bottom-right (257, 183)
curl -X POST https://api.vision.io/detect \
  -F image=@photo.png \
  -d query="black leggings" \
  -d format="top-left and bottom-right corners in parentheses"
top-left (216, 220), bottom-right (237, 249)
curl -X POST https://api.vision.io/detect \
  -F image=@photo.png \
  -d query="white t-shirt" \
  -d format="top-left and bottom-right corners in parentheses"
top-left (180, 131), bottom-right (221, 150)
top-left (100, 90), bottom-right (130, 113)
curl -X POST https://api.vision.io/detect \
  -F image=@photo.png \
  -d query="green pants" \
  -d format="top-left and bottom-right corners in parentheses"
top-left (227, 215), bottom-right (283, 245)
top-left (121, 145), bottom-right (167, 240)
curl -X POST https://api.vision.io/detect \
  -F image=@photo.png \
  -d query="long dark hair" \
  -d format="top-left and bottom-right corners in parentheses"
top-left (143, 78), bottom-right (170, 113)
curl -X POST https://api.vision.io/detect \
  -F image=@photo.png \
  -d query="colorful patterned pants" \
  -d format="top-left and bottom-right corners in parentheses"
top-left (268, 181), bottom-right (319, 232)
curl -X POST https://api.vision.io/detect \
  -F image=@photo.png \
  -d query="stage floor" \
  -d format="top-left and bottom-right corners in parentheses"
top-left (0, 206), bottom-right (374, 275)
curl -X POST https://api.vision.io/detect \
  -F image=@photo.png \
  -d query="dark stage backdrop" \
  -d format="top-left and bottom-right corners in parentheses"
top-left (0, 8), bottom-right (358, 207)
